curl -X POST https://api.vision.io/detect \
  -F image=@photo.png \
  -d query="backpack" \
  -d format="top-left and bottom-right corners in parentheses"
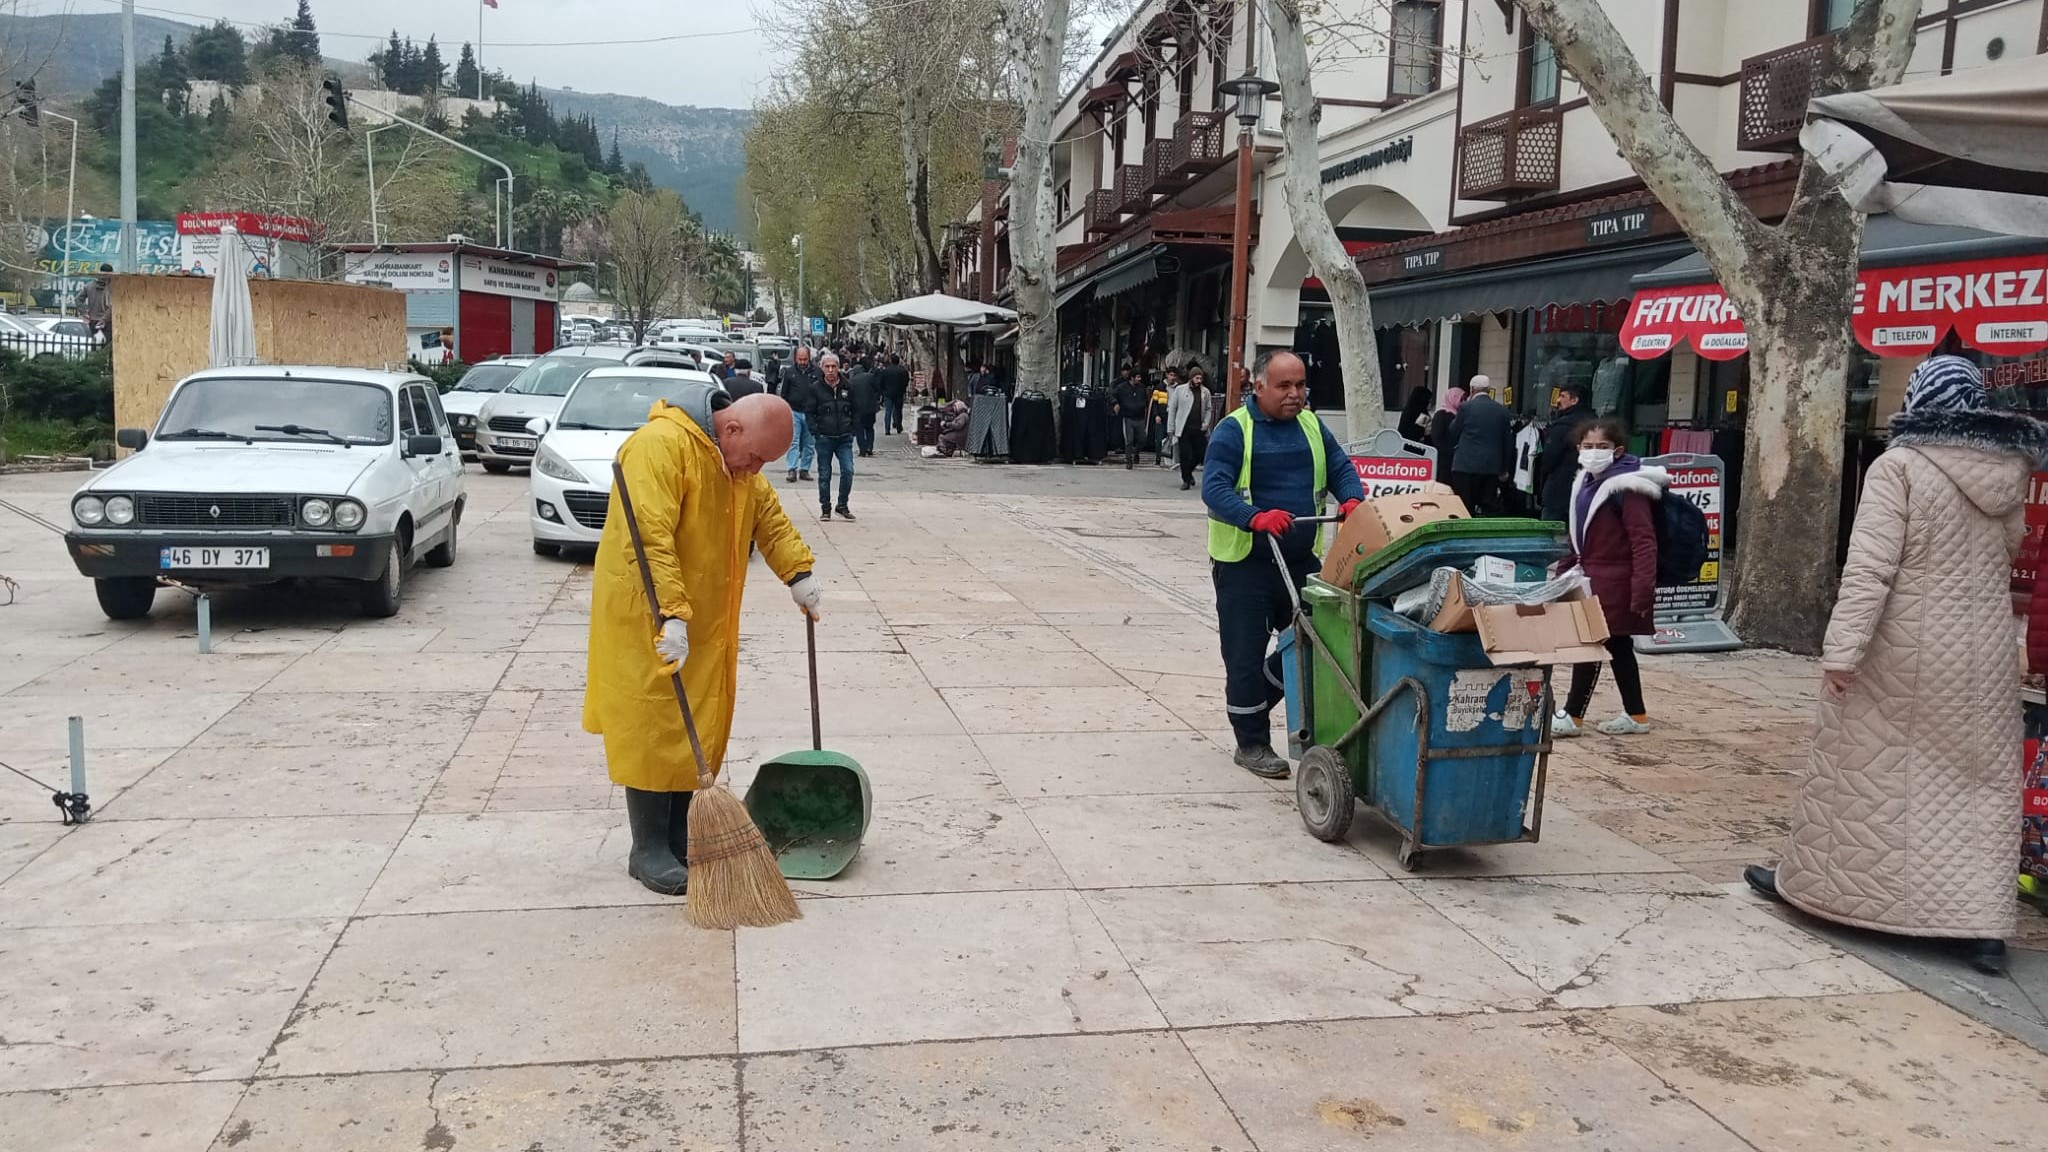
top-left (1652, 492), bottom-right (1710, 587)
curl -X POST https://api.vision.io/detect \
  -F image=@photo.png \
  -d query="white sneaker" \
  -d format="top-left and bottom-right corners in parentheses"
top-left (1550, 712), bottom-right (1582, 738)
top-left (1597, 715), bottom-right (1651, 736)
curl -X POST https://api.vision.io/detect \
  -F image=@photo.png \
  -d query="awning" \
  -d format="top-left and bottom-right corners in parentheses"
top-left (1621, 217), bottom-right (2048, 360)
top-left (1093, 244), bottom-right (1168, 299)
top-left (1104, 50), bottom-right (1147, 81)
top-left (1053, 278), bottom-right (1094, 310)
top-left (1080, 81), bottom-right (1128, 111)
top-left (1368, 240), bottom-right (1693, 328)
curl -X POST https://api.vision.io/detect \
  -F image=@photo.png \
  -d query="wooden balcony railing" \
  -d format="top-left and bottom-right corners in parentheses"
top-left (1083, 188), bottom-right (1121, 235)
top-left (1738, 33), bottom-right (1833, 152)
top-left (1457, 105), bottom-right (1561, 201)
top-left (1168, 110), bottom-right (1226, 178)
top-left (1143, 138), bottom-right (1179, 195)
top-left (1115, 162), bottom-right (1151, 214)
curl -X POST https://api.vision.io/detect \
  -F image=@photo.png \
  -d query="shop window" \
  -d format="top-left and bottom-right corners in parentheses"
top-left (1390, 1), bottom-right (1443, 98)
top-left (1519, 303), bottom-right (1672, 443)
top-left (1524, 33), bottom-right (1560, 105)
top-left (1055, 181), bottom-right (1071, 219)
top-left (1813, 0), bottom-right (1855, 35)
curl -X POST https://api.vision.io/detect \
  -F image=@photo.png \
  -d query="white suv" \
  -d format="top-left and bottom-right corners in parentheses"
top-left (64, 366), bottom-right (466, 619)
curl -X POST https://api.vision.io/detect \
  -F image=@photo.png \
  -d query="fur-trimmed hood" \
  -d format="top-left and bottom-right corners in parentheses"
top-left (1888, 407), bottom-right (2048, 519)
top-left (1568, 461), bottom-right (1669, 555)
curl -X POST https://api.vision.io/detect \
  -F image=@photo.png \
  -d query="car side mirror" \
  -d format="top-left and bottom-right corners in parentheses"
top-left (525, 416), bottom-right (550, 437)
top-left (115, 428), bottom-right (148, 450)
top-left (406, 434), bottom-right (443, 457)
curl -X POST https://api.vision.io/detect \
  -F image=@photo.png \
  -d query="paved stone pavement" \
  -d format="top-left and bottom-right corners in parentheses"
top-left (4, 446), bottom-right (2048, 1151)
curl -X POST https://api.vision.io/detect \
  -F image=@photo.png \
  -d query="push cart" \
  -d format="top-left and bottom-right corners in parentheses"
top-left (1271, 532), bottom-right (1561, 871)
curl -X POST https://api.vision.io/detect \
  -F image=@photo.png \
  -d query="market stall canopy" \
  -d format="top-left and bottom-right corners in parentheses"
top-left (1367, 240), bottom-right (1693, 328)
top-left (1802, 52), bottom-right (2048, 237)
top-left (1620, 215), bottom-right (2048, 361)
top-left (843, 293), bottom-right (1018, 328)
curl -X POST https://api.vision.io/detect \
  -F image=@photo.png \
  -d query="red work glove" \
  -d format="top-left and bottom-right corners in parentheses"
top-left (1248, 509), bottom-right (1295, 537)
top-left (1338, 498), bottom-right (1362, 520)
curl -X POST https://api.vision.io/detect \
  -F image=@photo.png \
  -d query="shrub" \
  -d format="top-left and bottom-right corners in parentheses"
top-left (0, 349), bottom-right (114, 424)
top-left (409, 358), bottom-right (471, 392)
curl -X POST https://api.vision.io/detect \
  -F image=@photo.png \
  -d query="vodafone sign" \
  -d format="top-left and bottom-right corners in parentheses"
top-left (1621, 251), bottom-right (2048, 361)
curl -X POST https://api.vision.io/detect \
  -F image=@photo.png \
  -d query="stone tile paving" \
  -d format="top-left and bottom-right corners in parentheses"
top-left (3, 453), bottom-right (2047, 1149)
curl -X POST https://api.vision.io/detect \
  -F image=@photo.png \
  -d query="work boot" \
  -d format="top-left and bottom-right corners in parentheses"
top-left (623, 787), bottom-right (688, 896)
top-left (665, 790), bottom-right (695, 867)
top-left (835, 505), bottom-right (856, 521)
top-left (1233, 744), bottom-right (1291, 779)
top-left (800, 469), bottom-right (813, 481)
top-left (786, 468), bottom-right (798, 483)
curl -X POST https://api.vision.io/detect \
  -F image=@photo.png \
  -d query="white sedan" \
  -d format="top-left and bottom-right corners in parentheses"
top-left (528, 365), bottom-right (721, 556)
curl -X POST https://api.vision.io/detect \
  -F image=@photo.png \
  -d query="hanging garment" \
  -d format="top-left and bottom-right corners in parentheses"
top-left (969, 392), bottom-right (1012, 458)
top-left (1058, 385), bottom-right (1088, 461)
top-left (1083, 388), bottom-right (1114, 462)
top-left (1010, 392), bottom-right (1058, 464)
top-left (1513, 423), bottom-right (1541, 494)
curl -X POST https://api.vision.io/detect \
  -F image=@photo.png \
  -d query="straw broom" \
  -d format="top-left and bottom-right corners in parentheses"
top-left (613, 463), bottom-right (800, 930)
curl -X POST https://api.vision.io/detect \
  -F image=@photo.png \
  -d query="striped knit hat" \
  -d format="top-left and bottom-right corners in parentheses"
top-left (1904, 355), bottom-right (1987, 413)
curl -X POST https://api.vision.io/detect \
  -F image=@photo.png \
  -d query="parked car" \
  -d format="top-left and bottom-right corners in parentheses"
top-left (529, 365), bottom-right (719, 555)
top-left (473, 346), bottom-right (699, 473)
top-left (27, 316), bottom-right (99, 343)
top-left (0, 312), bottom-right (94, 359)
top-left (440, 356), bottom-right (534, 457)
top-left (63, 366), bottom-right (466, 620)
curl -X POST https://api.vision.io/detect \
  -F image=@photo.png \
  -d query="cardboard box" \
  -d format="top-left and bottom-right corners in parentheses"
top-left (1318, 485), bottom-right (1467, 589)
top-left (1471, 555), bottom-right (1517, 584)
top-left (1468, 590), bottom-right (1613, 667)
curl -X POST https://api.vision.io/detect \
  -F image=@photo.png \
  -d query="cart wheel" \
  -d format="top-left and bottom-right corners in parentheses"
top-left (1295, 746), bottom-right (1355, 842)
top-left (1396, 843), bottom-right (1423, 872)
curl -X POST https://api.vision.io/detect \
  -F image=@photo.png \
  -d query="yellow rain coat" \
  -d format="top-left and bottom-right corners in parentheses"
top-left (583, 402), bottom-right (814, 792)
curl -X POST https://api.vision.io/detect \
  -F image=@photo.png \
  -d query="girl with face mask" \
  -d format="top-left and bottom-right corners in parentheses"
top-left (1552, 418), bottom-right (1668, 738)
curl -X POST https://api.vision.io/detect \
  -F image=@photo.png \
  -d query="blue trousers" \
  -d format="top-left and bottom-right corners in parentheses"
top-left (883, 394), bottom-right (905, 434)
top-left (785, 412), bottom-right (815, 471)
top-left (814, 433), bottom-right (855, 508)
top-left (1212, 548), bottom-right (1314, 750)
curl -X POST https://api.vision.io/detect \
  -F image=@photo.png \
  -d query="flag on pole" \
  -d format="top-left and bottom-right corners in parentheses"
top-left (483, 0), bottom-right (497, 8)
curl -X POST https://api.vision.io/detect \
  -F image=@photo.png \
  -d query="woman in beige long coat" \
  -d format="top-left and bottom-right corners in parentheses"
top-left (1747, 356), bottom-right (2048, 976)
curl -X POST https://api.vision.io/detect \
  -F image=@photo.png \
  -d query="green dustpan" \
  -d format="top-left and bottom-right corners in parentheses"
top-left (743, 616), bottom-right (872, 879)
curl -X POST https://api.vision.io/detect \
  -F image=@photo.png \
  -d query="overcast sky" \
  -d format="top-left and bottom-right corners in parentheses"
top-left (30, 0), bottom-right (764, 109)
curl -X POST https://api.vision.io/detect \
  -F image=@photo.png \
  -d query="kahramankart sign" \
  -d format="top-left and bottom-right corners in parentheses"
top-left (1622, 251), bottom-right (2048, 360)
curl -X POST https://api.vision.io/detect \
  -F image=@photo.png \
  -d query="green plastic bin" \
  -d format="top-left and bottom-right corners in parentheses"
top-left (1303, 578), bottom-right (1369, 786)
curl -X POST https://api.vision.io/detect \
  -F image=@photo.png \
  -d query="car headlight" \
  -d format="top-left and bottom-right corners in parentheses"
top-left (454, 413), bottom-right (476, 428)
top-left (73, 494), bottom-right (105, 526)
top-left (535, 445), bottom-right (587, 483)
top-left (301, 498), bottom-right (333, 527)
top-left (103, 494), bottom-right (135, 525)
top-left (333, 499), bottom-right (366, 531)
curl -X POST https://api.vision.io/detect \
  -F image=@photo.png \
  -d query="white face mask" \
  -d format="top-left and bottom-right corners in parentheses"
top-left (1579, 447), bottom-right (1616, 474)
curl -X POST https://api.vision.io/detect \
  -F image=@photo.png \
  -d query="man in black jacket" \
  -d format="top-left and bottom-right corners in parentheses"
top-left (777, 346), bottom-right (823, 483)
top-left (1448, 375), bottom-right (1513, 515)
top-left (877, 353), bottom-right (911, 434)
top-left (1537, 384), bottom-right (1589, 522)
top-left (724, 358), bottom-right (765, 400)
top-left (1112, 365), bottom-right (1149, 470)
top-left (806, 352), bottom-right (862, 520)
top-left (850, 357), bottom-right (880, 457)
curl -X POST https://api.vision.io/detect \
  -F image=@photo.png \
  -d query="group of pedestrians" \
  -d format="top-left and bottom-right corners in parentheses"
top-left (756, 343), bottom-right (911, 522)
top-left (1111, 361), bottom-right (1218, 491)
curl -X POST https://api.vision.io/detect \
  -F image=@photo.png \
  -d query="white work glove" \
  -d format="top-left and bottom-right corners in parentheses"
top-left (655, 617), bottom-right (690, 669)
top-left (790, 573), bottom-right (823, 620)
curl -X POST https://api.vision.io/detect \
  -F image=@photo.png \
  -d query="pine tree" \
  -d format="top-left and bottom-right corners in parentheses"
top-left (422, 37), bottom-right (446, 95)
top-left (606, 129), bottom-right (624, 176)
top-left (289, 0), bottom-right (320, 65)
top-left (187, 19), bottom-right (249, 88)
top-left (454, 42), bottom-right (480, 99)
top-left (156, 34), bottom-right (190, 116)
top-left (379, 30), bottom-right (404, 90)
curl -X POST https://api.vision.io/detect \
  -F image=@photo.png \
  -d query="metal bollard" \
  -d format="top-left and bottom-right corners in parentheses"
top-left (196, 593), bottom-right (212, 654)
top-left (55, 715), bottom-right (90, 824)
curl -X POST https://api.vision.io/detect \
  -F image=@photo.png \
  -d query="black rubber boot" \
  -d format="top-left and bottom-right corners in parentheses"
top-left (666, 790), bottom-right (695, 869)
top-left (1743, 865), bottom-right (1783, 903)
top-left (1967, 938), bottom-right (2009, 977)
top-left (623, 787), bottom-right (689, 895)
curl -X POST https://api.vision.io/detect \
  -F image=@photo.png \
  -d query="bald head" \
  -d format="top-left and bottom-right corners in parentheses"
top-left (715, 393), bottom-right (796, 477)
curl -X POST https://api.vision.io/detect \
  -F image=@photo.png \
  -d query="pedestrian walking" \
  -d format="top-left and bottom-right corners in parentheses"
top-left (851, 356), bottom-right (880, 456)
top-left (1169, 365), bottom-right (1211, 492)
top-left (1396, 384), bottom-right (1432, 443)
top-left (78, 264), bottom-right (113, 344)
top-left (778, 345), bottom-right (823, 483)
top-left (1428, 384), bottom-right (1463, 476)
top-left (1746, 356), bottom-right (2048, 977)
top-left (1448, 376), bottom-right (1512, 515)
top-left (1113, 364), bottom-right (1148, 469)
top-left (1550, 418), bottom-right (1664, 739)
top-left (1538, 383), bottom-right (1591, 522)
top-left (1202, 351), bottom-right (1367, 779)
top-left (723, 358), bottom-right (764, 400)
top-left (583, 386), bottom-right (821, 895)
top-left (1148, 376), bottom-right (1171, 467)
top-left (879, 353), bottom-right (910, 434)
top-left (804, 352), bottom-right (862, 521)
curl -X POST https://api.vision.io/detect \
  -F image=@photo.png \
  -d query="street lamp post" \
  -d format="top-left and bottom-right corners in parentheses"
top-left (13, 105), bottom-right (81, 314)
top-left (1217, 67), bottom-right (1278, 413)
top-left (365, 122), bottom-right (398, 245)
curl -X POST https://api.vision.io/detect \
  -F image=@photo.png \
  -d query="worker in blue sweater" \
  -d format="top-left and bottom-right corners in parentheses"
top-left (1202, 351), bottom-right (1365, 779)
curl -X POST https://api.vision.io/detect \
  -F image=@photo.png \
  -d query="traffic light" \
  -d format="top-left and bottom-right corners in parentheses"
top-left (13, 79), bottom-right (37, 127)
top-left (321, 75), bottom-right (348, 131)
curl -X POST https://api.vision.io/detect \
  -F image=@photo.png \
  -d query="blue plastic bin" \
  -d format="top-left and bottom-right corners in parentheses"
top-left (1278, 626), bottom-right (1302, 757)
top-left (1364, 602), bottom-right (1547, 847)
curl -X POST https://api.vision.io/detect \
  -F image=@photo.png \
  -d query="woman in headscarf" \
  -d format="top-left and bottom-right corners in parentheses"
top-left (1427, 384), bottom-right (1464, 476)
top-left (1747, 355), bottom-right (2048, 976)
top-left (1397, 383), bottom-right (1433, 443)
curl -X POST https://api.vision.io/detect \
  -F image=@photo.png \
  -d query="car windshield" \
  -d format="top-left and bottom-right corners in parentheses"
top-left (157, 377), bottom-right (394, 444)
top-left (453, 363), bottom-right (526, 392)
top-left (504, 357), bottom-right (606, 397)
top-left (556, 374), bottom-right (711, 431)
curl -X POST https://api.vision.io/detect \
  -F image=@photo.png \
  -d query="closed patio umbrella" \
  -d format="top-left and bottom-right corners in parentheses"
top-left (207, 225), bottom-right (257, 368)
top-left (1803, 52), bottom-right (2048, 236)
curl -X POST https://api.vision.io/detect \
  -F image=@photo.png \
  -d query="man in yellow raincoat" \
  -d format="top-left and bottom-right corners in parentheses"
top-left (583, 384), bottom-right (820, 895)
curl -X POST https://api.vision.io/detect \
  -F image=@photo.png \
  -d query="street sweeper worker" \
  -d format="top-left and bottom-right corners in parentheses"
top-left (584, 386), bottom-right (823, 896)
top-left (1202, 350), bottom-right (1365, 781)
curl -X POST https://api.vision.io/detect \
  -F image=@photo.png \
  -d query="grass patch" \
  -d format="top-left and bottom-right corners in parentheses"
top-left (0, 417), bottom-right (108, 459)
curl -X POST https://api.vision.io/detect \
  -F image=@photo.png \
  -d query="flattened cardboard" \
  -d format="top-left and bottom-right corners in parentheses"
top-left (1470, 592), bottom-right (1613, 667)
top-left (1319, 484), bottom-right (1467, 589)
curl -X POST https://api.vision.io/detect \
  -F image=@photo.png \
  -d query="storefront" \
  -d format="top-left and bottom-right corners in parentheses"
top-left (1052, 208), bottom-right (1238, 388)
top-left (336, 242), bottom-right (590, 363)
